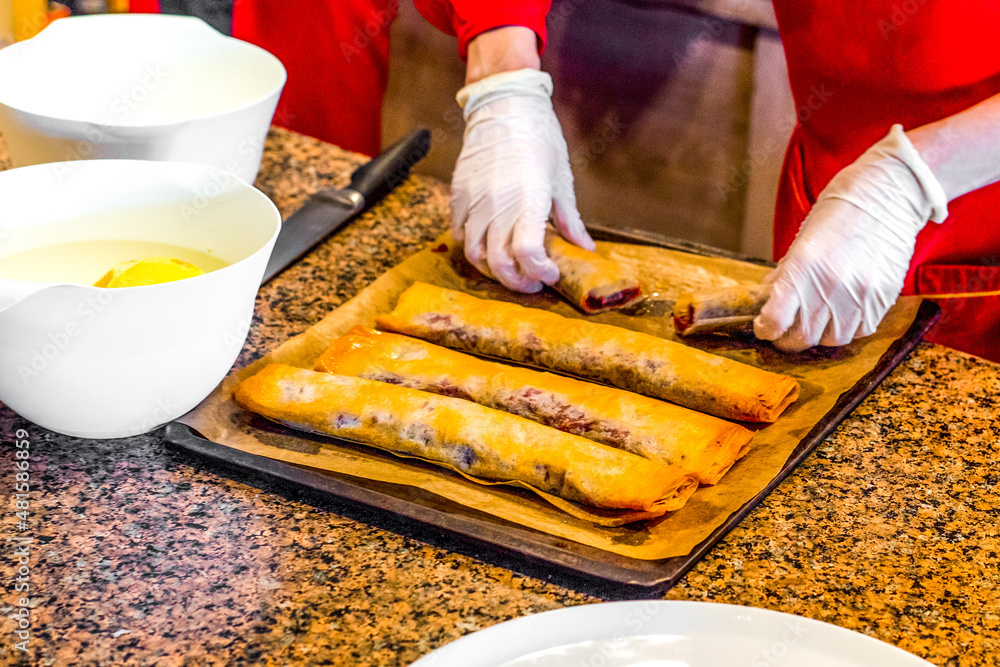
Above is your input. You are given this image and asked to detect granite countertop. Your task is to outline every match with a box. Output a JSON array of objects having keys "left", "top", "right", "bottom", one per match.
[{"left": 1, "top": 128, "right": 998, "bottom": 666}]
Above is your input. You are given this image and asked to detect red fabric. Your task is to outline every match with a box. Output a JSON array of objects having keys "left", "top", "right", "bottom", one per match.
[
  {"left": 772, "top": 1, "right": 1000, "bottom": 361},
  {"left": 128, "top": 0, "right": 160, "bottom": 12},
  {"left": 915, "top": 265, "right": 1000, "bottom": 361},
  {"left": 414, "top": 0, "right": 550, "bottom": 60},
  {"left": 231, "top": 1, "right": 398, "bottom": 157}
]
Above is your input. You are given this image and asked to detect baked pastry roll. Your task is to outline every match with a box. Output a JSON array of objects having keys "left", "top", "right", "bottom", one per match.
[
  {"left": 317, "top": 326, "right": 753, "bottom": 485},
  {"left": 376, "top": 282, "right": 799, "bottom": 422},
  {"left": 674, "top": 284, "right": 771, "bottom": 337},
  {"left": 234, "top": 364, "right": 700, "bottom": 514},
  {"left": 545, "top": 229, "right": 644, "bottom": 313}
]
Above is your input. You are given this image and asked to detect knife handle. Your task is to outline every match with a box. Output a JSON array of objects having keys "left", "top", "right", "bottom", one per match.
[{"left": 349, "top": 128, "right": 432, "bottom": 210}]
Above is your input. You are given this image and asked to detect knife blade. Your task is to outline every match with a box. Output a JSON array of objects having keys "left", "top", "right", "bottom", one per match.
[{"left": 260, "top": 128, "right": 432, "bottom": 285}]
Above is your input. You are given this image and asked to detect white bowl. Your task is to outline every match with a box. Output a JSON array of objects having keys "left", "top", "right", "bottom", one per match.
[
  {"left": 410, "top": 601, "right": 933, "bottom": 667},
  {"left": 0, "top": 14, "right": 286, "bottom": 183},
  {"left": 0, "top": 159, "right": 281, "bottom": 438}
]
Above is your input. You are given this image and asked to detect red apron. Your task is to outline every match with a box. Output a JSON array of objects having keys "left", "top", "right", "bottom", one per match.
[
  {"left": 230, "top": 1, "right": 397, "bottom": 156},
  {"left": 772, "top": 2, "right": 1000, "bottom": 361}
]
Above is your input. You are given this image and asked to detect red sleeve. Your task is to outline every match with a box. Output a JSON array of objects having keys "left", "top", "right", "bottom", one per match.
[
  {"left": 128, "top": 0, "right": 160, "bottom": 12},
  {"left": 414, "top": 0, "right": 551, "bottom": 60}
]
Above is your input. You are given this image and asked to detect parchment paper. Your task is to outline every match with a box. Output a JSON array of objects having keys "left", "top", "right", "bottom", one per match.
[{"left": 179, "top": 233, "right": 922, "bottom": 560}]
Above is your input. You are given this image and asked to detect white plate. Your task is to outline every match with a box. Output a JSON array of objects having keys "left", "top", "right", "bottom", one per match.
[{"left": 408, "top": 601, "right": 933, "bottom": 667}]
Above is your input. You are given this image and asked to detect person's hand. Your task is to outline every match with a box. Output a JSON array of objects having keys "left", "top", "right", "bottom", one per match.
[
  {"left": 451, "top": 68, "right": 594, "bottom": 292},
  {"left": 754, "top": 124, "right": 949, "bottom": 352}
]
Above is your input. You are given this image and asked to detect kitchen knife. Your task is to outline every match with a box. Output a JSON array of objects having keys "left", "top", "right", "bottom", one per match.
[{"left": 261, "top": 128, "right": 432, "bottom": 285}]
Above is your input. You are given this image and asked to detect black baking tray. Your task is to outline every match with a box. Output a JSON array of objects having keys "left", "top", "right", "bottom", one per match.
[{"left": 164, "top": 224, "right": 941, "bottom": 598}]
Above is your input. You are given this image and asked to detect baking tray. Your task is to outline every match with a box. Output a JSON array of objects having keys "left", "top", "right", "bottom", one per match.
[{"left": 164, "top": 224, "right": 941, "bottom": 598}]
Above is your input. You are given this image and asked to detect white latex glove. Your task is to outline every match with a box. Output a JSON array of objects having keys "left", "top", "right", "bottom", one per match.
[
  {"left": 754, "top": 124, "right": 949, "bottom": 352},
  {"left": 452, "top": 69, "right": 595, "bottom": 292}
]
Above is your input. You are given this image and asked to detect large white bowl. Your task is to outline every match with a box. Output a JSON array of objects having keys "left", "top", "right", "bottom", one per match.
[
  {"left": 0, "top": 160, "right": 281, "bottom": 438},
  {"left": 0, "top": 14, "right": 286, "bottom": 183}
]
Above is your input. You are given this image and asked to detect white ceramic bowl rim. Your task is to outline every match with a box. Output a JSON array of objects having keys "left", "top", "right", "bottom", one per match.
[
  {"left": 0, "top": 158, "right": 281, "bottom": 298},
  {"left": 409, "top": 601, "right": 934, "bottom": 667},
  {"left": 0, "top": 13, "right": 287, "bottom": 129}
]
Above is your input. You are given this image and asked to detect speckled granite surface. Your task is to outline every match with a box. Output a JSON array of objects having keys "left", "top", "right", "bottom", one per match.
[{"left": 1, "top": 128, "right": 999, "bottom": 666}]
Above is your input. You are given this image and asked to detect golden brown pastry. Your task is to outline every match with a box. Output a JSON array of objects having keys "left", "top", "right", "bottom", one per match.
[
  {"left": 544, "top": 229, "right": 644, "bottom": 313},
  {"left": 317, "top": 327, "right": 754, "bottom": 485},
  {"left": 375, "top": 282, "right": 799, "bottom": 422},
  {"left": 673, "top": 284, "right": 771, "bottom": 336},
  {"left": 234, "top": 364, "right": 699, "bottom": 514}
]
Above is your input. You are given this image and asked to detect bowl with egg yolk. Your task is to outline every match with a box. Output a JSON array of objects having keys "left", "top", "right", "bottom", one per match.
[{"left": 0, "top": 159, "right": 280, "bottom": 438}]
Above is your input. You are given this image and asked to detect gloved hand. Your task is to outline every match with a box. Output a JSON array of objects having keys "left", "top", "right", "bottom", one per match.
[
  {"left": 452, "top": 69, "right": 595, "bottom": 292},
  {"left": 754, "top": 124, "right": 949, "bottom": 352}
]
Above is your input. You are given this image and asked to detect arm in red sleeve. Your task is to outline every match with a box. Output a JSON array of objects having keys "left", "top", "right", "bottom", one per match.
[{"left": 414, "top": 0, "right": 551, "bottom": 59}]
